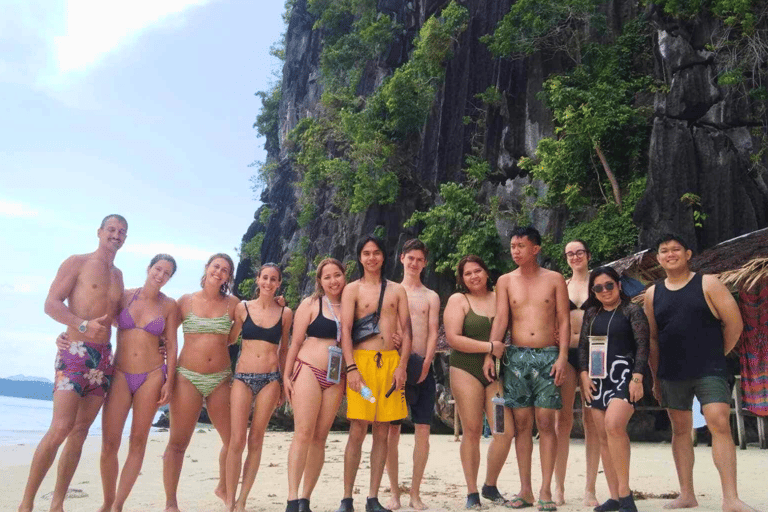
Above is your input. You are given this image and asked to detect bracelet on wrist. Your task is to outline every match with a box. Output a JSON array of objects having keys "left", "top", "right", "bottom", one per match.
[
  {"left": 346, "top": 364, "right": 358, "bottom": 372},
  {"left": 488, "top": 342, "right": 493, "bottom": 354}
]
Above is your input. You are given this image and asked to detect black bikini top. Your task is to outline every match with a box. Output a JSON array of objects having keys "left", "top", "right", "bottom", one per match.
[
  {"left": 306, "top": 299, "right": 338, "bottom": 340},
  {"left": 569, "top": 299, "right": 588, "bottom": 311},
  {"left": 241, "top": 302, "right": 283, "bottom": 345}
]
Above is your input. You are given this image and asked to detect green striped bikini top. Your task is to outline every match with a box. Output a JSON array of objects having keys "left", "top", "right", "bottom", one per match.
[
  {"left": 182, "top": 312, "right": 233, "bottom": 335},
  {"left": 462, "top": 295, "right": 493, "bottom": 342}
]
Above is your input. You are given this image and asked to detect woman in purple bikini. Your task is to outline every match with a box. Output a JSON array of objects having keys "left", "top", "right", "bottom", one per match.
[{"left": 97, "top": 253, "right": 179, "bottom": 512}]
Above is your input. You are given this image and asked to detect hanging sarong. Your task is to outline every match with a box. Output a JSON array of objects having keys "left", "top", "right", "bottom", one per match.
[{"left": 738, "top": 281, "right": 768, "bottom": 416}]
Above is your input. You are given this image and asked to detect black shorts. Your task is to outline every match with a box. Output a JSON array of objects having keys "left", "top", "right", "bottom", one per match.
[
  {"left": 585, "top": 355, "right": 634, "bottom": 411},
  {"left": 403, "top": 367, "right": 436, "bottom": 425}
]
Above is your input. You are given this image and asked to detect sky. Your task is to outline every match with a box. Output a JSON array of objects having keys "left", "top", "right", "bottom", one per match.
[{"left": 0, "top": 0, "right": 285, "bottom": 378}]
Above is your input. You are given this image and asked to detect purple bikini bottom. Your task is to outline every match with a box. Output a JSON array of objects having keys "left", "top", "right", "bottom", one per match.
[{"left": 118, "top": 364, "right": 167, "bottom": 395}]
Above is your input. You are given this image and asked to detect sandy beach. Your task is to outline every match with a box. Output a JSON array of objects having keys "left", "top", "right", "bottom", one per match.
[{"left": 2, "top": 429, "right": 766, "bottom": 512}]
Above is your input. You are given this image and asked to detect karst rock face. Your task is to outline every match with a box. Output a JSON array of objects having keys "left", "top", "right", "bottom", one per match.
[
  {"left": 241, "top": 1, "right": 768, "bottom": 281},
  {"left": 635, "top": 16, "right": 768, "bottom": 252},
  {"left": 237, "top": 0, "right": 766, "bottom": 433},
  {"left": 238, "top": 0, "right": 766, "bottom": 292}
]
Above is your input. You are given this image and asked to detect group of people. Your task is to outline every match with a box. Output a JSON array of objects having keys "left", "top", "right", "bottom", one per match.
[{"left": 16, "top": 215, "right": 759, "bottom": 512}]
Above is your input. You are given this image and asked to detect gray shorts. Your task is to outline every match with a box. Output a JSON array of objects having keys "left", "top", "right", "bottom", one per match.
[{"left": 660, "top": 376, "right": 730, "bottom": 411}]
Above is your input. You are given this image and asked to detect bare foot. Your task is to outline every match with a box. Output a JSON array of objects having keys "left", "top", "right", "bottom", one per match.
[
  {"left": 722, "top": 498, "right": 758, "bottom": 512},
  {"left": 233, "top": 503, "right": 246, "bottom": 512},
  {"left": 410, "top": 495, "right": 428, "bottom": 510},
  {"left": 554, "top": 487, "right": 565, "bottom": 506},
  {"left": 386, "top": 496, "right": 402, "bottom": 510},
  {"left": 165, "top": 501, "right": 182, "bottom": 512},
  {"left": 583, "top": 491, "right": 599, "bottom": 507},
  {"left": 663, "top": 496, "right": 699, "bottom": 509},
  {"left": 214, "top": 485, "right": 227, "bottom": 504}
]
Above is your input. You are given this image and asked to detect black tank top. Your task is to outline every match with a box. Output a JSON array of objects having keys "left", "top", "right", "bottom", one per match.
[
  {"left": 305, "top": 299, "right": 338, "bottom": 339},
  {"left": 241, "top": 302, "right": 283, "bottom": 345},
  {"left": 653, "top": 273, "right": 727, "bottom": 380}
]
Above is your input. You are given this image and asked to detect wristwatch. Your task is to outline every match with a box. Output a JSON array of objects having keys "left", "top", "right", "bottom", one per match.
[
  {"left": 78, "top": 320, "right": 88, "bottom": 334},
  {"left": 631, "top": 376, "right": 641, "bottom": 383}
]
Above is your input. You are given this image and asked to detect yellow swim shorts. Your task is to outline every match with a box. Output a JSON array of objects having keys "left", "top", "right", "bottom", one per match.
[{"left": 346, "top": 349, "right": 407, "bottom": 422}]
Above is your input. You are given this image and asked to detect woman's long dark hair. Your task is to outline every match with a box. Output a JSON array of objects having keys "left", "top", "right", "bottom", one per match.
[
  {"left": 253, "top": 263, "right": 282, "bottom": 299},
  {"left": 456, "top": 255, "right": 494, "bottom": 292},
  {"left": 356, "top": 235, "right": 387, "bottom": 278},
  {"left": 583, "top": 266, "right": 630, "bottom": 310}
]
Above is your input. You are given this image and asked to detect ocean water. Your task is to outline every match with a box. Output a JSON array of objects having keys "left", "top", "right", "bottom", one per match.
[{"left": 0, "top": 395, "right": 162, "bottom": 446}]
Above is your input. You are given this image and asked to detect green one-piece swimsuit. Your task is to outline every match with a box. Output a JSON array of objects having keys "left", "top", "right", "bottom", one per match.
[{"left": 449, "top": 295, "right": 493, "bottom": 387}]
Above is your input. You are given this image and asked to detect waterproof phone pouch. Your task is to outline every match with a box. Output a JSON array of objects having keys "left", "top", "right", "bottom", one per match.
[
  {"left": 588, "top": 335, "right": 608, "bottom": 379},
  {"left": 492, "top": 396, "right": 506, "bottom": 434},
  {"left": 327, "top": 345, "right": 343, "bottom": 384}
]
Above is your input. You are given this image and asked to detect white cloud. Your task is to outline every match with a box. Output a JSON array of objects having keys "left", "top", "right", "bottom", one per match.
[
  {"left": 0, "top": 199, "right": 38, "bottom": 218},
  {"left": 55, "top": 0, "right": 212, "bottom": 73},
  {"left": 125, "top": 242, "right": 212, "bottom": 262}
]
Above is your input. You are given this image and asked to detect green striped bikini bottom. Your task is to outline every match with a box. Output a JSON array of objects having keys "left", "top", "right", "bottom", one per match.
[{"left": 177, "top": 366, "right": 232, "bottom": 398}]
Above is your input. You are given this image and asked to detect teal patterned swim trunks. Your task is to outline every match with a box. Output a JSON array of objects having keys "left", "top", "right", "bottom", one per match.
[{"left": 502, "top": 345, "right": 562, "bottom": 410}]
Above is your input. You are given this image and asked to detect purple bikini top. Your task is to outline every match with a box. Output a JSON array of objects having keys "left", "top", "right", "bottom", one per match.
[{"left": 117, "top": 289, "right": 165, "bottom": 336}]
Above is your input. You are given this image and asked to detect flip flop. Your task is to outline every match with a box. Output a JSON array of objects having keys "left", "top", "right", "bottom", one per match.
[
  {"left": 504, "top": 496, "right": 534, "bottom": 509},
  {"left": 537, "top": 500, "right": 557, "bottom": 512}
]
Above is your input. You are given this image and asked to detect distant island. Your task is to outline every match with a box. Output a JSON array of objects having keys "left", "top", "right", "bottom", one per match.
[{"left": 0, "top": 375, "right": 53, "bottom": 401}]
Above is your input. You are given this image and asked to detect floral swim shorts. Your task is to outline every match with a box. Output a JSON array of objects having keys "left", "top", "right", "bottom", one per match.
[
  {"left": 54, "top": 341, "right": 114, "bottom": 398},
  {"left": 502, "top": 345, "right": 562, "bottom": 410}
]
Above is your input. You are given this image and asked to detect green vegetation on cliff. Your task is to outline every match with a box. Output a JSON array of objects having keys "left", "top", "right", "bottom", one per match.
[
  {"left": 405, "top": 156, "right": 508, "bottom": 276},
  {"left": 287, "top": 1, "right": 469, "bottom": 222},
  {"left": 485, "top": 6, "right": 656, "bottom": 268}
]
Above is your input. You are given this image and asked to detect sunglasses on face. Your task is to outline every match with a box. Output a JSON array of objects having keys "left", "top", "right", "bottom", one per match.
[
  {"left": 592, "top": 282, "right": 616, "bottom": 293},
  {"left": 565, "top": 249, "right": 587, "bottom": 259}
]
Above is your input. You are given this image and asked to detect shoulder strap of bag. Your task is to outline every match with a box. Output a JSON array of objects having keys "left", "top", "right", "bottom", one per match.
[{"left": 375, "top": 279, "right": 387, "bottom": 318}]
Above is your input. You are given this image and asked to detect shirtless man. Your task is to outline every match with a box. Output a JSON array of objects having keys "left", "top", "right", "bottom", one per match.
[
  {"left": 488, "top": 226, "right": 569, "bottom": 512},
  {"left": 644, "top": 234, "right": 757, "bottom": 512},
  {"left": 18, "top": 214, "right": 127, "bottom": 512},
  {"left": 337, "top": 235, "right": 412, "bottom": 512},
  {"left": 384, "top": 239, "right": 440, "bottom": 511}
]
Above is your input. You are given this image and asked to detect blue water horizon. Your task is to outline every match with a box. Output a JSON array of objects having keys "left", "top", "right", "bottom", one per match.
[{"left": 0, "top": 395, "right": 163, "bottom": 446}]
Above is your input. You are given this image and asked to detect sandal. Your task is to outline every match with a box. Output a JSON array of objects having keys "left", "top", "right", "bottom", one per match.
[
  {"left": 504, "top": 496, "right": 534, "bottom": 509},
  {"left": 537, "top": 500, "right": 557, "bottom": 512}
]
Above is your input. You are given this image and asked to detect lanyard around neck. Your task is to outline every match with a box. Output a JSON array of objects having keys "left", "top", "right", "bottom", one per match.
[{"left": 589, "top": 306, "right": 618, "bottom": 338}]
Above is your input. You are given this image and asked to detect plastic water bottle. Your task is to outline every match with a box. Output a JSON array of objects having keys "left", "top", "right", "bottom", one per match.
[{"left": 360, "top": 386, "right": 376, "bottom": 403}]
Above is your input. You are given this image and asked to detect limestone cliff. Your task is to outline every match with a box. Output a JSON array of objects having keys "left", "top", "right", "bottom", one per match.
[{"left": 236, "top": 0, "right": 768, "bottom": 294}]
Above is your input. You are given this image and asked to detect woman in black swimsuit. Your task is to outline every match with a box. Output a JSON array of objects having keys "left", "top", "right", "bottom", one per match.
[
  {"left": 555, "top": 240, "right": 600, "bottom": 506},
  {"left": 284, "top": 258, "right": 347, "bottom": 512},
  {"left": 578, "top": 267, "right": 648, "bottom": 512},
  {"left": 225, "top": 263, "right": 293, "bottom": 512}
]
